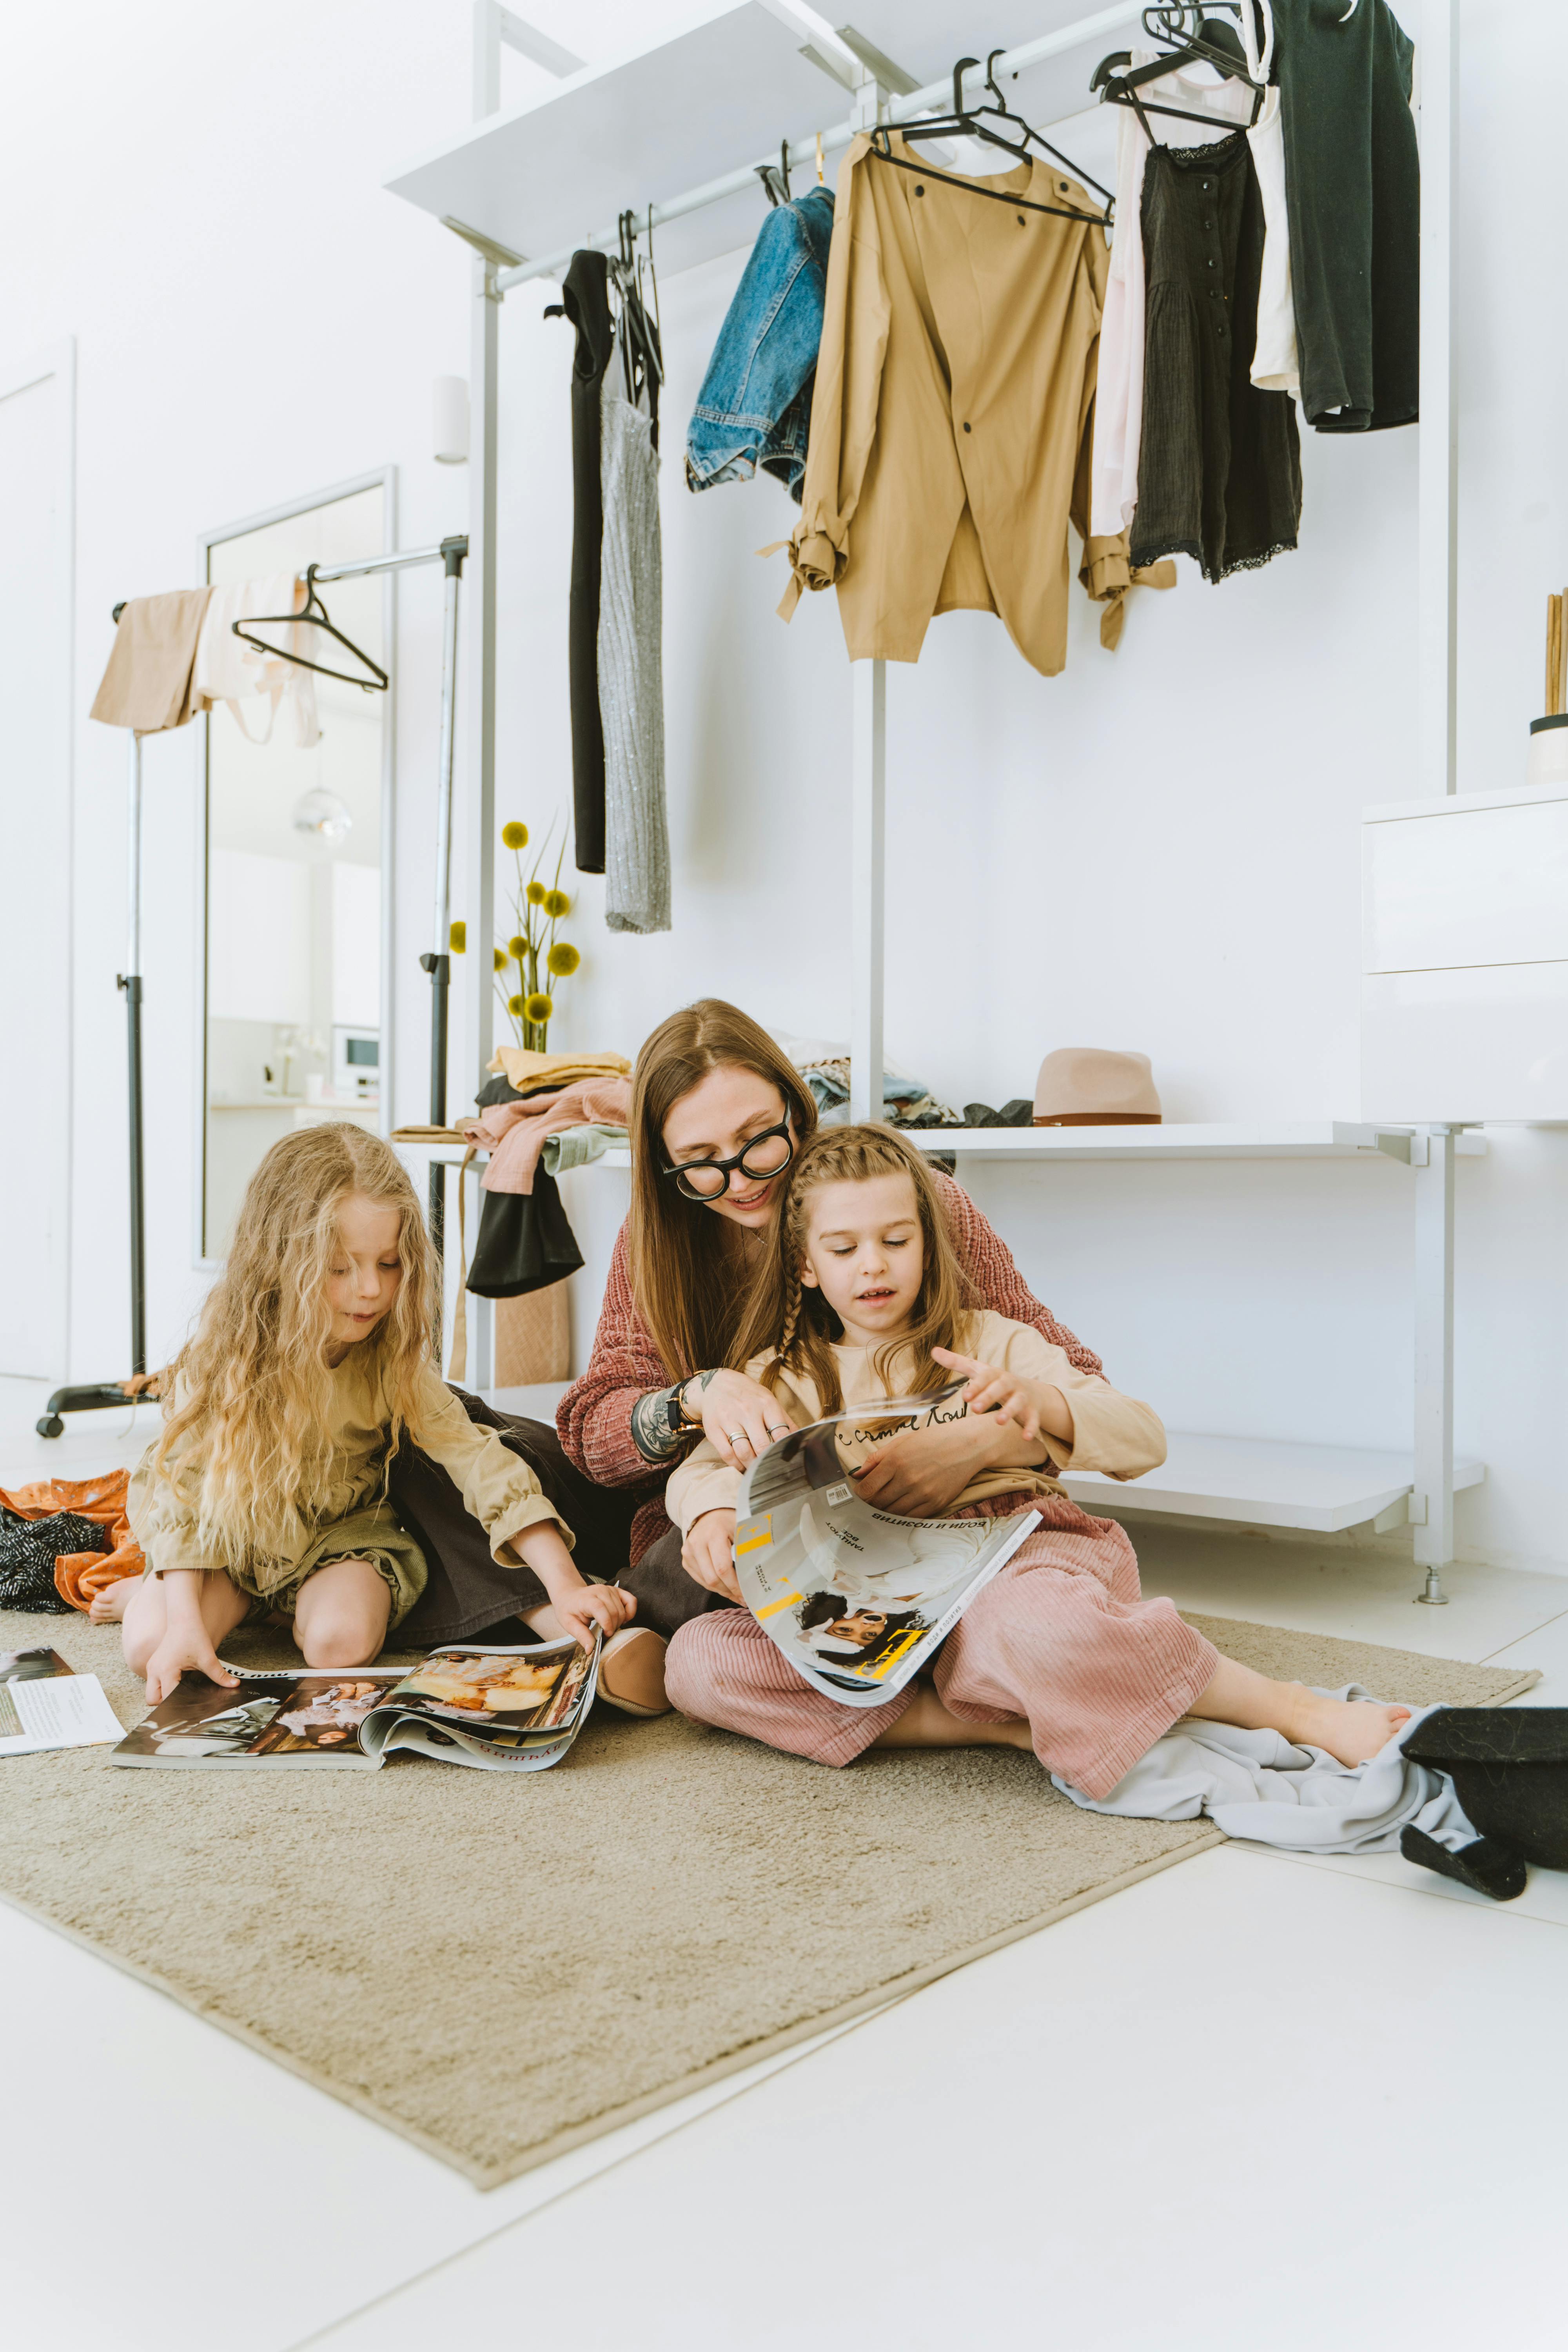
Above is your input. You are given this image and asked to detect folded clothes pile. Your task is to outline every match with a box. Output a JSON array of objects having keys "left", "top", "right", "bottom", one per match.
[{"left": 771, "top": 1033, "right": 964, "bottom": 1129}]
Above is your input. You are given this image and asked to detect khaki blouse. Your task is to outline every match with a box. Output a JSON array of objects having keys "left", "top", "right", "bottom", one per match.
[
  {"left": 782, "top": 133, "right": 1171, "bottom": 676},
  {"left": 129, "top": 1356, "right": 568, "bottom": 1588},
  {"left": 666, "top": 1309, "right": 1165, "bottom": 1535}
]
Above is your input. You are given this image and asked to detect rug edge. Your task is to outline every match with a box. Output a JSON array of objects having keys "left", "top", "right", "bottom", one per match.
[{"left": 0, "top": 1825, "right": 1224, "bottom": 2190}]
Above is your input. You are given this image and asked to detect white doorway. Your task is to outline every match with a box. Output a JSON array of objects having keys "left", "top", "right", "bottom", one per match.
[{"left": 0, "top": 342, "right": 74, "bottom": 1377}]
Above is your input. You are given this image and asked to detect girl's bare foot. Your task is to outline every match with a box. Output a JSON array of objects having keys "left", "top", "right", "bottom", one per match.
[
  {"left": 89, "top": 1579, "right": 136, "bottom": 1625},
  {"left": 1287, "top": 1688, "right": 1411, "bottom": 1767}
]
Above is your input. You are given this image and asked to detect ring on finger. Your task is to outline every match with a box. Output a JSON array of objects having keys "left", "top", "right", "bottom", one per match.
[{"left": 727, "top": 1429, "right": 750, "bottom": 1448}]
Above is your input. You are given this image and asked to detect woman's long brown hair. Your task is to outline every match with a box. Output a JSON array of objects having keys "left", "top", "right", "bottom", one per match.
[
  {"left": 730, "top": 1123, "right": 976, "bottom": 1414},
  {"left": 628, "top": 999, "right": 818, "bottom": 1379}
]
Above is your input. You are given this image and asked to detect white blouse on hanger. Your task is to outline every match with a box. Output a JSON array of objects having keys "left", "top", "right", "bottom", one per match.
[{"left": 192, "top": 573, "right": 321, "bottom": 748}]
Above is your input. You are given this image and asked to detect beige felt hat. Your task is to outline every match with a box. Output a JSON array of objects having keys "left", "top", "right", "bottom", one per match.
[{"left": 1033, "top": 1048, "right": 1161, "bottom": 1127}]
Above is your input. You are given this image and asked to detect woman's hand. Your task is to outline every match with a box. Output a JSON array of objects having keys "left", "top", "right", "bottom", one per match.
[
  {"left": 931, "top": 1347, "right": 1074, "bottom": 1450},
  {"left": 851, "top": 1413, "right": 1042, "bottom": 1517},
  {"left": 686, "top": 1370, "right": 794, "bottom": 1474},
  {"left": 681, "top": 1508, "right": 740, "bottom": 1602},
  {"left": 554, "top": 1580, "right": 636, "bottom": 1651},
  {"left": 143, "top": 1630, "right": 238, "bottom": 1706}
]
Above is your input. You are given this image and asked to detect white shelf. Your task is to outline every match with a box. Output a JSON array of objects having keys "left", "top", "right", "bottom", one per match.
[
  {"left": 392, "top": 1138, "right": 630, "bottom": 1171},
  {"left": 1062, "top": 1433, "right": 1486, "bottom": 1535},
  {"left": 913, "top": 1122, "right": 1425, "bottom": 1163},
  {"left": 383, "top": 1, "right": 853, "bottom": 279}
]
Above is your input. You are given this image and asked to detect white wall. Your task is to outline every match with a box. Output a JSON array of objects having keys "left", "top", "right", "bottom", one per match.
[{"left": 2, "top": 0, "right": 1564, "bottom": 1571}]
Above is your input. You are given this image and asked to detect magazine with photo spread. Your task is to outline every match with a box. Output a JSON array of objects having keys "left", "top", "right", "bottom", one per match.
[
  {"left": 733, "top": 1383, "right": 1041, "bottom": 1708},
  {"left": 109, "top": 1633, "right": 600, "bottom": 1771},
  {"left": 1, "top": 1644, "right": 126, "bottom": 1756}
]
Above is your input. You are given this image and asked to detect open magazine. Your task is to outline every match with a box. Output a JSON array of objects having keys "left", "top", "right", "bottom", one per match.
[
  {"left": 109, "top": 1634, "right": 599, "bottom": 1772},
  {"left": 733, "top": 1383, "right": 1040, "bottom": 1708},
  {"left": 2, "top": 1645, "right": 126, "bottom": 1755}
]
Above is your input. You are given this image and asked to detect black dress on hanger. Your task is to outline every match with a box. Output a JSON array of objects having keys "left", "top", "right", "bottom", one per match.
[
  {"left": 554, "top": 252, "right": 616, "bottom": 875},
  {"left": 1129, "top": 131, "right": 1301, "bottom": 584}
]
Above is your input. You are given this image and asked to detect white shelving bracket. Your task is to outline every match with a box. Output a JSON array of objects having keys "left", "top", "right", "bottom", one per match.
[
  {"left": 1417, "top": 0, "right": 1459, "bottom": 799},
  {"left": 849, "top": 660, "right": 886, "bottom": 1122},
  {"left": 1412, "top": 1124, "right": 1456, "bottom": 1602}
]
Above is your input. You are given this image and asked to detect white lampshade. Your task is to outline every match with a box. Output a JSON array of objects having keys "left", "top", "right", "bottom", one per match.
[{"left": 433, "top": 375, "right": 470, "bottom": 465}]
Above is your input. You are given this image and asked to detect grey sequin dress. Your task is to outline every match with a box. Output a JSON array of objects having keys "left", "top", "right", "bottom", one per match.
[{"left": 1128, "top": 130, "right": 1301, "bottom": 584}]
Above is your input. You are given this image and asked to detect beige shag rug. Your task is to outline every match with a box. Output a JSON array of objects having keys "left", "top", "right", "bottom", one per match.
[{"left": 0, "top": 1607, "right": 1537, "bottom": 2187}]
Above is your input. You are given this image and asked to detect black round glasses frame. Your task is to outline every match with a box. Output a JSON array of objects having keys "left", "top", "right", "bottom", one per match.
[{"left": 660, "top": 1116, "right": 795, "bottom": 1201}]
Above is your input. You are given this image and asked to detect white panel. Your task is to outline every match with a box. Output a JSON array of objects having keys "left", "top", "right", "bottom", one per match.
[
  {"left": 1361, "top": 962, "right": 1568, "bottom": 1123},
  {"left": 332, "top": 862, "right": 382, "bottom": 1027},
  {"left": 0, "top": 361, "right": 70, "bottom": 1378},
  {"left": 1364, "top": 796, "right": 1568, "bottom": 973},
  {"left": 208, "top": 849, "right": 312, "bottom": 1025},
  {"left": 385, "top": 2, "right": 858, "bottom": 276}
]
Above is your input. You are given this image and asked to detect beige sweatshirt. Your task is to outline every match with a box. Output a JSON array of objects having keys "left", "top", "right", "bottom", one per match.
[{"left": 665, "top": 1310, "right": 1165, "bottom": 1535}]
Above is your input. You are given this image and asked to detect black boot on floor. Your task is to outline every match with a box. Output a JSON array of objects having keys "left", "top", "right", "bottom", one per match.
[
  {"left": 1399, "top": 1825, "right": 1527, "bottom": 1903},
  {"left": 1404, "top": 1708, "right": 1568, "bottom": 1871}
]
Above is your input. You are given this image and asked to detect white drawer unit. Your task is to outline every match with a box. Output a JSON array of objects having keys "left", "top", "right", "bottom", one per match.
[{"left": 1362, "top": 782, "right": 1568, "bottom": 1122}]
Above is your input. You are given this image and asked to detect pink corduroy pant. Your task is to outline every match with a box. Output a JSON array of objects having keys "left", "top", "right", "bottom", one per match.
[{"left": 665, "top": 1514, "right": 1220, "bottom": 1800}]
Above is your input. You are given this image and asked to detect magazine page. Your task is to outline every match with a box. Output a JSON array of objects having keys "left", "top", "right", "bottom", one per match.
[
  {"left": 361, "top": 1635, "right": 600, "bottom": 1771},
  {"left": 735, "top": 1386, "right": 1040, "bottom": 1709},
  {"left": 110, "top": 1668, "right": 405, "bottom": 1768},
  {"left": 1, "top": 1661, "right": 125, "bottom": 1756}
]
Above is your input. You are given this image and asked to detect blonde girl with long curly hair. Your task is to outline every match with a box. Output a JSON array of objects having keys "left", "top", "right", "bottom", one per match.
[
  {"left": 122, "top": 1124, "right": 633, "bottom": 1702},
  {"left": 662, "top": 1124, "right": 1412, "bottom": 1789}
]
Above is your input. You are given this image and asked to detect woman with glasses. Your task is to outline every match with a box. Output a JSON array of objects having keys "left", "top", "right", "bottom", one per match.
[{"left": 557, "top": 1000, "right": 1108, "bottom": 1684}]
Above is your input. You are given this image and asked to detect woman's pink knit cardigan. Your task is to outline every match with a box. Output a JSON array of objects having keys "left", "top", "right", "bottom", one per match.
[{"left": 555, "top": 1172, "right": 1103, "bottom": 1568}]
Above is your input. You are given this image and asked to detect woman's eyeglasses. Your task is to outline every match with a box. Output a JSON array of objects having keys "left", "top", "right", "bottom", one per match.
[{"left": 661, "top": 1117, "right": 794, "bottom": 1201}]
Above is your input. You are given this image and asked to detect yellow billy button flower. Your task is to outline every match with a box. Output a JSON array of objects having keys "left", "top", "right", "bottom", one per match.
[
  {"left": 524, "top": 991, "right": 553, "bottom": 1025},
  {"left": 493, "top": 947, "right": 507, "bottom": 972},
  {"left": 501, "top": 821, "right": 528, "bottom": 849},
  {"left": 448, "top": 920, "right": 466, "bottom": 953},
  {"left": 525, "top": 880, "right": 547, "bottom": 907},
  {"left": 507, "top": 935, "right": 526, "bottom": 960},
  {"left": 546, "top": 941, "right": 579, "bottom": 977},
  {"left": 543, "top": 888, "right": 571, "bottom": 919},
  {"left": 507, "top": 994, "right": 524, "bottom": 1017}
]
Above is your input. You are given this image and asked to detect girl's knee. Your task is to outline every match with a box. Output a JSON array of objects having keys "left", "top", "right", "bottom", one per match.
[{"left": 297, "top": 1617, "right": 382, "bottom": 1668}]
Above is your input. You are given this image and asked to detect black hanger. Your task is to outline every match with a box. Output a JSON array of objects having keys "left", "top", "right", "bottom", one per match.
[
  {"left": 756, "top": 140, "right": 792, "bottom": 209},
  {"left": 230, "top": 571, "right": 388, "bottom": 691},
  {"left": 608, "top": 209, "right": 664, "bottom": 445},
  {"left": 869, "top": 51, "right": 1113, "bottom": 226},
  {"left": 1092, "top": 5, "right": 1264, "bottom": 137}
]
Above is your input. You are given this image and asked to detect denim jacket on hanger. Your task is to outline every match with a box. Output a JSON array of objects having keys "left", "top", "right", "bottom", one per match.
[{"left": 685, "top": 188, "right": 834, "bottom": 503}]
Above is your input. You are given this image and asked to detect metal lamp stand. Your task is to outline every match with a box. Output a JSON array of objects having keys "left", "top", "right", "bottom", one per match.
[{"left": 38, "top": 535, "right": 468, "bottom": 1437}]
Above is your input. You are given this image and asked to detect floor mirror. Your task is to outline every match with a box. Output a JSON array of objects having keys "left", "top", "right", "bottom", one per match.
[{"left": 199, "top": 475, "right": 392, "bottom": 1261}]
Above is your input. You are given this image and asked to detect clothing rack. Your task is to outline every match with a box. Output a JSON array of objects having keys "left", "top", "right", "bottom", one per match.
[
  {"left": 37, "top": 535, "right": 469, "bottom": 1439},
  {"left": 406, "top": 0, "right": 1465, "bottom": 1594}
]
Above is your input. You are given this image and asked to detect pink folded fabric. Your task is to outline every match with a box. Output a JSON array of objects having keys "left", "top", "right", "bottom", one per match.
[{"left": 461, "top": 1078, "right": 632, "bottom": 1194}]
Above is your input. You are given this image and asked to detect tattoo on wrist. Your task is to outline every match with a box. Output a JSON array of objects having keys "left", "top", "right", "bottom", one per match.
[{"left": 631, "top": 1387, "right": 683, "bottom": 1463}]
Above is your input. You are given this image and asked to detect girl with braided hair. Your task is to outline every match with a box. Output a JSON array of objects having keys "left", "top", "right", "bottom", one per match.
[{"left": 663, "top": 1125, "right": 1412, "bottom": 1794}]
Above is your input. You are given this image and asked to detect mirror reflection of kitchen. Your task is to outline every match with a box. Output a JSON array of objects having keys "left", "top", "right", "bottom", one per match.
[{"left": 202, "top": 483, "right": 387, "bottom": 1257}]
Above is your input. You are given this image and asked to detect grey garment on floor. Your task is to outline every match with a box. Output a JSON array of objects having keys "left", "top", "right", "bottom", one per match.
[
  {"left": 1056, "top": 1695, "right": 1481, "bottom": 1857},
  {"left": 598, "top": 376, "right": 671, "bottom": 935}
]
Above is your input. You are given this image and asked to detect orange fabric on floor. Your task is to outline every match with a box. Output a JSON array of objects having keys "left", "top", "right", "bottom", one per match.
[{"left": 0, "top": 1471, "right": 144, "bottom": 1610}]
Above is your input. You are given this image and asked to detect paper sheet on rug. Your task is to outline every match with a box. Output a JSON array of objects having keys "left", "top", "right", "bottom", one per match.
[
  {"left": 734, "top": 1383, "right": 1039, "bottom": 1708},
  {"left": 0, "top": 1649, "right": 125, "bottom": 1754},
  {"left": 110, "top": 1634, "right": 600, "bottom": 1772}
]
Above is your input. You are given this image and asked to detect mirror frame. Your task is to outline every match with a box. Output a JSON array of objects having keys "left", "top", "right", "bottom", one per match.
[{"left": 192, "top": 466, "right": 397, "bottom": 1271}]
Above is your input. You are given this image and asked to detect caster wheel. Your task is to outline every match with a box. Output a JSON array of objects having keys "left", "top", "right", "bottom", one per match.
[{"left": 36, "top": 1415, "right": 65, "bottom": 1437}]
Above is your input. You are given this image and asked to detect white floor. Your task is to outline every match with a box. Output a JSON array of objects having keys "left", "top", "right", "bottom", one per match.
[{"left": 5, "top": 1375, "right": 1568, "bottom": 2352}]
